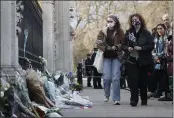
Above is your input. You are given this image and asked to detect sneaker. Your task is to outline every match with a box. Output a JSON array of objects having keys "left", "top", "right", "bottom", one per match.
[
  {"left": 113, "top": 101, "right": 120, "bottom": 105},
  {"left": 104, "top": 97, "right": 109, "bottom": 102}
]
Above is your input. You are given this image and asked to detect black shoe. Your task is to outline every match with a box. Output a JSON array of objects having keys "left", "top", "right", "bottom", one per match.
[
  {"left": 130, "top": 101, "right": 137, "bottom": 107},
  {"left": 141, "top": 100, "right": 147, "bottom": 106},
  {"left": 97, "top": 86, "right": 103, "bottom": 89}
]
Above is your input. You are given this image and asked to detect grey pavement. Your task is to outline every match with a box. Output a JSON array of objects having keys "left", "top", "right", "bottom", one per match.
[{"left": 62, "top": 79, "right": 173, "bottom": 117}]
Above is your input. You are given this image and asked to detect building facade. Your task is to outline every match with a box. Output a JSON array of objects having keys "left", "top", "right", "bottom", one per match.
[{"left": 0, "top": 1, "right": 74, "bottom": 76}]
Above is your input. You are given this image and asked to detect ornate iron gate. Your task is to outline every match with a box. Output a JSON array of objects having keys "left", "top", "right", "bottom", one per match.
[{"left": 18, "top": 0, "right": 43, "bottom": 70}]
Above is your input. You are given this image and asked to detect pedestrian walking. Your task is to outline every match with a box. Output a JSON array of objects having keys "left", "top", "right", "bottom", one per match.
[
  {"left": 122, "top": 13, "right": 154, "bottom": 107},
  {"left": 96, "top": 14, "right": 124, "bottom": 105}
]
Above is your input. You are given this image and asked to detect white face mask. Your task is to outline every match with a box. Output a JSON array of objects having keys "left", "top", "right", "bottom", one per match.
[
  {"left": 107, "top": 22, "right": 115, "bottom": 29},
  {"left": 107, "top": 17, "right": 115, "bottom": 29}
]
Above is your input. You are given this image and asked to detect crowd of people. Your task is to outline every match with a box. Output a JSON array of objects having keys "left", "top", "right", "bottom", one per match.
[{"left": 83, "top": 13, "right": 173, "bottom": 107}]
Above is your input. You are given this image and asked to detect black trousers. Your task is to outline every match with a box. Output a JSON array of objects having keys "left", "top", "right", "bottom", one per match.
[
  {"left": 127, "top": 62, "right": 150, "bottom": 103},
  {"left": 93, "top": 68, "right": 102, "bottom": 88},
  {"left": 120, "top": 63, "right": 127, "bottom": 88},
  {"left": 150, "top": 69, "right": 169, "bottom": 94},
  {"left": 86, "top": 71, "right": 92, "bottom": 85}
]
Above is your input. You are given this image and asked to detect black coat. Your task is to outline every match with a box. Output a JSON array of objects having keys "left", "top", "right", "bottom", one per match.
[
  {"left": 85, "top": 58, "right": 92, "bottom": 72},
  {"left": 122, "top": 28, "right": 154, "bottom": 65},
  {"left": 91, "top": 52, "right": 97, "bottom": 64}
]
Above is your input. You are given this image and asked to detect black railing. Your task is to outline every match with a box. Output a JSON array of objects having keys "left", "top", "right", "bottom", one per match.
[{"left": 18, "top": 0, "right": 43, "bottom": 70}]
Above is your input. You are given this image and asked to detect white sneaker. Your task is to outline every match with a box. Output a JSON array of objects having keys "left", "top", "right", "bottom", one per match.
[
  {"left": 113, "top": 101, "right": 120, "bottom": 105},
  {"left": 104, "top": 97, "right": 109, "bottom": 102}
]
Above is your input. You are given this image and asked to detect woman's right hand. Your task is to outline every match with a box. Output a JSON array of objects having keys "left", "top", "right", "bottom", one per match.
[{"left": 128, "top": 47, "right": 133, "bottom": 52}]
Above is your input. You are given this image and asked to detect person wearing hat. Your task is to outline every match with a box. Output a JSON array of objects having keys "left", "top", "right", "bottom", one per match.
[
  {"left": 91, "top": 48, "right": 103, "bottom": 89},
  {"left": 85, "top": 53, "right": 92, "bottom": 87},
  {"left": 96, "top": 14, "right": 124, "bottom": 105}
]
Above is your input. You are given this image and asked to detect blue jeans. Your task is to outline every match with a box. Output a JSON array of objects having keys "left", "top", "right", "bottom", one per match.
[{"left": 103, "top": 58, "right": 121, "bottom": 101}]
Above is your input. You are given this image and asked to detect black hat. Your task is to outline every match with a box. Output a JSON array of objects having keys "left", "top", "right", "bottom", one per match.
[{"left": 93, "top": 48, "right": 98, "bottom": 51}]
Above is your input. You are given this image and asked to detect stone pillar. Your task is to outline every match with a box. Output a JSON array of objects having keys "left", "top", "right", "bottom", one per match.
[
  {"left": 11, "top": 1, "right": 18, "bottom": 67},
  {"left": 42, "top": 1, "right": 54, "bottom": 73},
  {"left": 55, "top": 1, "right": 73, "bottom": 73},
  {"left": 1, "top": 1, "right": 18, "bottom": 78},
  {"left": 1, "top": 1, "right": 12, "bottom": 67}
]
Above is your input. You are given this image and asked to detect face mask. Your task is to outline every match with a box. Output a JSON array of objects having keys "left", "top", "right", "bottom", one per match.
[
  {"left": 107, "top": 22, "right": 115, "bottom": 29},
  {"left": 132, "top": 20, "right": 141, "bottom": 28}
]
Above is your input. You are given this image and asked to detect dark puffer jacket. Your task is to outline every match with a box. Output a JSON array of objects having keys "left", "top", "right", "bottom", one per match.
[{"left": 122, "top": 28, "right": 154, "bottom": 65}]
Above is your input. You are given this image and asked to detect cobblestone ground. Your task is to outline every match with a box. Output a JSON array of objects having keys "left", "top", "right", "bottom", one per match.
[{"left": 62, "top": 78, "right": 173, "bottom": 117}]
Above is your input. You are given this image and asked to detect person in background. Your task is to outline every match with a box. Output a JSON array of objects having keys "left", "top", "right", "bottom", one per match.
[
  {"left": 120, "top": 52, "right": 127, "bottom": 89},
  {"left": 149, "top": 24, "right": 167, "bottom": 98},
  {"left": 77, "top": 62, "right": 83, "bottom": 86},
  {"left": 166, "top": 22, "right": 173, "bottom": 77},
  {"left": 85, "top": 54, "right": 92, "bottom": 87},
  {"left": 146, "top": 27, "right": 157, "bottom": 97},
  {"left": 162, "top": 14, "right": 172, "bottom": 37},
  {"left": 122, "top": 13, "right": 154, "bottom": 107},
  {"left": 166, "top": 35, "right": 173, "bottom": 101},
  {"left": 149, "top": 24, "right": 172, "bottom": 101},
  {"left": 96, "top": 14, "right": 124, "bottom": 105},
  {"left": 151, "top": 27, "right": 157, "bottom": 39},
  {"left": 91, "top": 48, "right": 103, "bottom": 89}
]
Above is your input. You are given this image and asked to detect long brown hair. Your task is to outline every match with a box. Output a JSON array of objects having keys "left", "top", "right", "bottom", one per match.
[
  {"left": 156, "top": 23, "right": 166, "bottom": 38},
  {"left": 108, "top": 14, "right": 124, "bottom": 42},
  {"left": 128, "top": 13, "right": 147, "bottom": 29}
]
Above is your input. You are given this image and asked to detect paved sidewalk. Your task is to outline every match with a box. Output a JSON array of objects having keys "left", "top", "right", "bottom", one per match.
[{"left": 62, "top": 79, "right": 173, "bottom": 117}]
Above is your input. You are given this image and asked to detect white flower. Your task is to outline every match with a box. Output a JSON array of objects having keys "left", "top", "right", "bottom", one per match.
[
  {"left": 1, "top": 91, "right": 4, "bottom": 97},
  {"left": 4, "top": 87, "right": 8, "bottom": 91}
]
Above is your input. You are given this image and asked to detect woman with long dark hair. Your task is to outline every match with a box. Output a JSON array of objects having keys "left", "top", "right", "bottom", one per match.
[
  {"left": 149, "top": 24, "right": 167, "bottom": 98},
  {"left": 96, "top": 14, "right": 124, "bottom": 105},
  {"left": 122, "top": 13, "right": 154, "bottom": 107},
  {"left": 154, "top": 24, "right": 172, "bottom": 101}
]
